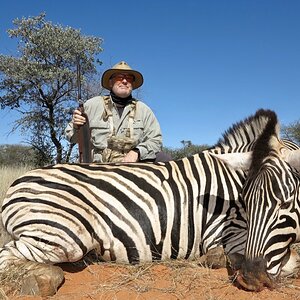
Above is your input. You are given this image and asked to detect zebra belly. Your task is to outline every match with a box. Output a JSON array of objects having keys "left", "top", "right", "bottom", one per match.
[{"left": 1, "top": 198, "right": 202, "bottom": 266}]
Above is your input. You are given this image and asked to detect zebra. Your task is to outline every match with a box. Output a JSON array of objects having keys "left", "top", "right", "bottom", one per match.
[
  {"left": 215, "top": 110, "right": 300, "bottom": 291},
  {"left": 0, "top": 109, "right": 299, "bottom": 296}
]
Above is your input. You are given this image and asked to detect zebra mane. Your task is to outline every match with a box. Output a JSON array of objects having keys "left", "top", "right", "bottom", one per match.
[{"left": 212, "top": 109, "right": 279, "bottom": 153}]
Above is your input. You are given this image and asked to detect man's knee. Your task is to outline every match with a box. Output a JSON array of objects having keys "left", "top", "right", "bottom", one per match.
[{"left": 155, "top": 151, "right": 172, "bottom": 162}]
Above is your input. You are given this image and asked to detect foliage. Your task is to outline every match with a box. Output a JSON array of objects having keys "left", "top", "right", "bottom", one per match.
[
  {"left": 163, "top": 140, "right": 211, "bottom": 160},
  {"left": 0, "top": 13, "right": 103, "bottom": 164},
  {"left": 281, "top": 120, "right": 300, "bottom": 145}
]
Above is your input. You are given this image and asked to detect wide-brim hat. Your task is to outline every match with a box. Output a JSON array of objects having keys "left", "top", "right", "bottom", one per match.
[{"left": 101, "top": 61, "right": 144, "bottom": 90}]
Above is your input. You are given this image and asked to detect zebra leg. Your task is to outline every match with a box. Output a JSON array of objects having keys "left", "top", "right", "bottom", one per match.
[
  {"left": 0, "top": 241, "right": 65, "bottom": 296},
  {"left": 198, "top": 246, "right": 227, "bottom": 268},
  {"left": 281, "top": 248, "right": 300, "bottom": 278}
]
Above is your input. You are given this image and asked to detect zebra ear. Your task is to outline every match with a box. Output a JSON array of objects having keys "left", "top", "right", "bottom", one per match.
[
  {"left": 282, "top": 148, "right": 300, "bottom": 172},
  {"left": 211, "top": 152, "right": 252, "bottom": 171}
]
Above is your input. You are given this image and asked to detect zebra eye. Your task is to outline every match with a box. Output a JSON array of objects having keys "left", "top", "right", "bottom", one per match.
[{"left": 280, "top": 202, "right": 290, "bottom": 210}]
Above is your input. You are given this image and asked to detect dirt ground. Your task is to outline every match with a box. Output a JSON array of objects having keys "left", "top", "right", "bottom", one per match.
[{"left": 4, "top": 259, "right": 300, "bottom": 300}]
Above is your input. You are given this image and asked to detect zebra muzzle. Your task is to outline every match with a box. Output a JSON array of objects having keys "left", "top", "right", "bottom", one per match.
[
  {"left": 236, "top": 258, "right": 277, "bottom": 291},
  {"left": 235, "top": 269, "right": 275, "bottom": 291},
  {"left": 227, "top": 254, "right": 276, "bottom": 291}
]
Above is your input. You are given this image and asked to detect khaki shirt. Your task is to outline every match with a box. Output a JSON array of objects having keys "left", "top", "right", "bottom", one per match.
[{"left": 65, "top": 96, "right": 162, "bottom": 162}]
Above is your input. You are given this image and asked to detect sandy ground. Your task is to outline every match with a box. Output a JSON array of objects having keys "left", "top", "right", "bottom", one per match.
[{"left": 4, "top": 259, "right": 300, "bottom": 300}]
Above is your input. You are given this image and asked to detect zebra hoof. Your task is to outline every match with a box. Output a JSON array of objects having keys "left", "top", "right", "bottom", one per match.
[
  {"left": 199, "top": 246, "right": 226, "bottom": 269},
  {"left": 20, "top": 264, "right": 64, "bottom": 296}
]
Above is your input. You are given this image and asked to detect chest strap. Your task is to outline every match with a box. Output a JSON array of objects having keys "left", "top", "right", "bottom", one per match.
[{"left": 102, "top": 96, "right": 137, "bottom": 138}]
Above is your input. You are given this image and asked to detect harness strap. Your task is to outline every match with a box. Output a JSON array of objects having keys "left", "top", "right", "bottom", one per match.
[
  {"left": 126, "top": 101, "right": 137, "bottom": 138},
  {"left": 103, "top": 96, "right": 114, "bottom": 136},
  {"left": 102, "top": 96, "right": 137, "bottom": 138}
]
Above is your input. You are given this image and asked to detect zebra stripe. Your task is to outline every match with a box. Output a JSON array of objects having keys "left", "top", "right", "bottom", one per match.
[{"left": 243, "top": 151, "right": 300, "bottom": 276}]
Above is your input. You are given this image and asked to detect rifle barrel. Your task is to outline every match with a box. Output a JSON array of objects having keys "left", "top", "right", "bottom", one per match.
[{"left": 76, "top": 56, "right": 92, "bottom": 163}]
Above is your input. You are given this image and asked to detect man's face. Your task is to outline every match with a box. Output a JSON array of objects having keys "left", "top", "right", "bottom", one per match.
[{"left": 109, "top": 73, "right": 135, "bottom": 98}]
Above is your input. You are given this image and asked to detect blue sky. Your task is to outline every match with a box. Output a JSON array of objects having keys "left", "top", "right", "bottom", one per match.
[{"left": 0, "top": 0, "right": 299, "bottom": 148}]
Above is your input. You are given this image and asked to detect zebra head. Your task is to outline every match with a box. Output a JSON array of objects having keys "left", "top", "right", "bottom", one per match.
[{"left": 218, "top": 110, "right": 300, "bottom": 291}]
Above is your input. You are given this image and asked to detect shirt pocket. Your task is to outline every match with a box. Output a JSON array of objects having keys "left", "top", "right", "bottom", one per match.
[
  {"left": 132, "top": 119, "right": 144, "bottom": 141},
  {"left": 89, "top": 119, "right": 111, "bottom": 148}
]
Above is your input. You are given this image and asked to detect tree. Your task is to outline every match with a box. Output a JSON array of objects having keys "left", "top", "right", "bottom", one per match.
[
  {"left": 281, "top": 120, "right": 300, "bottom": 145},
  {"left": 163, "top": 142, "right": 210, "bottom": 160},
  {"left": 0, "top": 144, "right": 37, "bottom": 167},
  {"left": 0, "top": 13, "right": 103, "bottom": 164}
]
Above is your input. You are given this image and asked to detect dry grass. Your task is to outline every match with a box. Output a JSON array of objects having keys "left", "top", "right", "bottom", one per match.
[
  {"left": 0, "top": 256, "right": 224, "bottom": 300},
  {"left": 0, "top": 165, "right": 33, "bottom": 248},
  {"left": 0, "top": 264, "right": 30, "bottom": 298},
  {"left": 59, "top": 258, "right": 300, "bottom": 300},
  {"left": 0, "top": 165, "right": 32, "bottom": 299},
  {"left": 0, "top": 165, "right": 32, "bottom": 201},
  {"left": 68, "top": 258, "right": 232, "bottom": 300}
]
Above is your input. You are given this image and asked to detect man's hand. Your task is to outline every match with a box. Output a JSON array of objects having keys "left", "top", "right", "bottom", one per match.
[
  {"left": 72, "top": 109, "right": 86, "bottom": 128},
  {"left": 122, "top": 150, "right": 139, "bottom": 163}
]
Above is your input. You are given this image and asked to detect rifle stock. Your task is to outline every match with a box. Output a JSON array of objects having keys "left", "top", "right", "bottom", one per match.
[{"left": 78, "top": 104, "right": 92, "bottom": 163}]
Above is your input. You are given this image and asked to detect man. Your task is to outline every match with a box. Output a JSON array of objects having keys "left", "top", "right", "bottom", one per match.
[{"left": 65, "top": 61, "right": 167, "bottom": 163}]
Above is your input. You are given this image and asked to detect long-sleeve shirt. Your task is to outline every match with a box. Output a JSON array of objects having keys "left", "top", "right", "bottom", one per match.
[{"left": 65, "top": 95, "right": 162, "bottom": 162}]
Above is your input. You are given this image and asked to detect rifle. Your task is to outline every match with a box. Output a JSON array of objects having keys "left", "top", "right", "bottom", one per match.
[{"left": 76, "top": 57, "right": 92, "bottom": 163}]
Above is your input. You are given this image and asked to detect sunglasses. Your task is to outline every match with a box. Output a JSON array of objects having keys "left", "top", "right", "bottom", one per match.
[{"left": 111, "top": 74, "right": 135, "bottom": 83}]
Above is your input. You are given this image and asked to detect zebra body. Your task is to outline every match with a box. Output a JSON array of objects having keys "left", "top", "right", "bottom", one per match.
[{"left": 1, "top": 153, "right": 246, "bottom": 267}]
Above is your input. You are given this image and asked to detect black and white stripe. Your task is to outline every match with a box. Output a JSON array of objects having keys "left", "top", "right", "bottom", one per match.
[{"left": 239, "top": 111, "right": 300, "bottom": 279}]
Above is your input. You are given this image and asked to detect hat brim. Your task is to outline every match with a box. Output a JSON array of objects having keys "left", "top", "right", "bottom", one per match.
[{"left": 101, "top": 69, "right": 144, "bottom": 90}]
